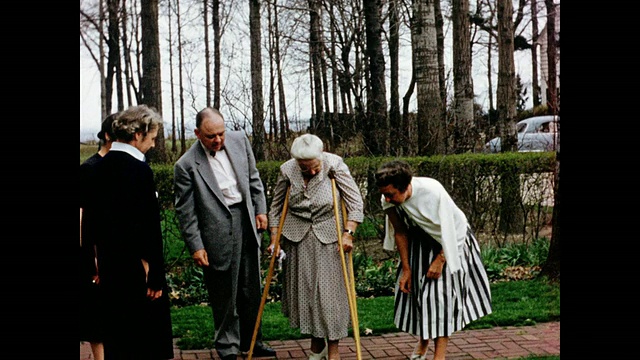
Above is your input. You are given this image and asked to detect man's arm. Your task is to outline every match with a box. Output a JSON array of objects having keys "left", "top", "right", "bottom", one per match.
[
  {"left": 243, "top": 134, "right": 267, "bottom": 219},
  {"left": 173, "top": 161, "right": 205, "bottom": 254}
]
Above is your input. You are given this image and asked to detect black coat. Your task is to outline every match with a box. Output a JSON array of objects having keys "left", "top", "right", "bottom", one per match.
[
  {"left": 80, "top": 153, "right": 105, "bottom": 342},
  {"left": 84, "top": 150, "right": 173, "bottom": 359}
]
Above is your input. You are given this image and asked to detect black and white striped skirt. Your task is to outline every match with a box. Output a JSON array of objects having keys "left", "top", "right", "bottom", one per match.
[{"left": 393, "top": 227, "right": 492, "bottom": 339}]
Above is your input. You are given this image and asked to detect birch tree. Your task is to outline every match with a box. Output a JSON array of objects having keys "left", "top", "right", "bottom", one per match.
[
  {"left": 413, "top": 0, "right": 444, "bottom": 155},
  {"left": 452, "top": 0, "right": 476, "bottom": 153}
]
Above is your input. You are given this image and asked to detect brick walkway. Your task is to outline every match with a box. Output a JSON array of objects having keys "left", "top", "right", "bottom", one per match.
[{"left": 80, "top": 321, "right": 559, "bottom": 359}]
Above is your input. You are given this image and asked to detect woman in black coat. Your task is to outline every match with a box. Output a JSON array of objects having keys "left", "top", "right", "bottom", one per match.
[{"left": 83, "top": 105, "right": 173, "bottom": 360}]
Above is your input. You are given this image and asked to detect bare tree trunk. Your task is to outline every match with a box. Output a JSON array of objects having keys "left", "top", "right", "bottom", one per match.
[
  {"left": 497, "top": 0, "right": 520, "bottom": 233},
  {"left": 389, "top": 0, "right": 401, "bottom": 156},
  {"left": 204, "top": 0, "right": 211, "bottom": 107},
  {"left": 541, "top": 132, "right": 560, "bottom": 280},
  {"left": 487, "top": 35, "right": 494, "bottom": 111},
  {"left": 433, "top": 0, "right": 447, "bottom": 110},
  {"left": 309, "top": 53, "right": 315, "bottom": 128},
  {"left": 273, "top": 0, "right": 289, "bottom": 143},
  {"left": 544, "top": 0, "right": 558, "bottom": 114},
  {"left": 250, "top": 0, "right": 265, "bottom": 161},
  {"left": 121, "top": 0, "right": 134, "bottom": 107},
  {"left": 497, "top": 0, "right": 517, "bottom": 151},
  {"left": 213, "top": 0, "right": 221, "bottom": 109},
  {"left": 140, "top": 0, "right": 166, "bottom": 163},
  {"left": 105, "top": 0, "right": 121, "bottom": 114},
  {"left": 329, "top": 0, "right": 338, "bottom": 115},
  {"left": 267, "top": 0, "right": 277, "bottom": 144},
  {"left": 531, "top": 0, "right": 541, "bottom": 107},
  {"left": 167, "top": 0, "right": 177, "bottom": 153},
  {"left": 176, "top": 0, "right": 186, "bottom": 154},
  {"left": 413, "top": 0, "right": 444, "bottom": 156},
  {"left": 327, "top": 0, "right": 338, "bottom": 151},
  {"left": 100, "top": 0, "right": 107, "bottom": 120},
  {"left": 339, "top": 34, "right": 354, "bottom": 115},
  {"left": 363, "top": 0, "right": 389, "bottom": 156},
  {"left": 309, "top": 0, "right": 324, "bottom": 133},
  {"left": 320, "top": 25, "right": 333, "bottom": 152},
  {"left": 452, "top": 0, "right": 476, "bottom": 153},
  {"left": 115, "top": 1, "right": 125, "bottom": 111},
  {"left": 402, "top": 72, "right": 416, "bottom": 156}
]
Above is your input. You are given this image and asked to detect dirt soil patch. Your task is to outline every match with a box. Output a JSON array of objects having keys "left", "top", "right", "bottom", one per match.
[{"left": 355, "top": 225, "right": 553, "bottom": 264}]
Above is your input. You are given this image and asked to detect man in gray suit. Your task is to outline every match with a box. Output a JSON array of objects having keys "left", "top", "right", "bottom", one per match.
[{"left": 174, "top": 107, "right": 276, "bottom": 360}]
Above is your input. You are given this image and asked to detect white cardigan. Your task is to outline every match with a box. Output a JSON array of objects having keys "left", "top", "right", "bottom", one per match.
[{"left": 382, "top": 177, "right": 469, "bottom": 273}]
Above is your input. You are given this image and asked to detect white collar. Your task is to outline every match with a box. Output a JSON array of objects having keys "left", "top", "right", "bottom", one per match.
[{"left": 110, "top": 141, "right": 146, "bottom": 161}]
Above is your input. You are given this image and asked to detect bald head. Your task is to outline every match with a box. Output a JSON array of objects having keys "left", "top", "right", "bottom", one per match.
[
  {"left": 196, "top": 107, "right": 224, "bottom": 128},
  {"left": 195, "top": 107, "right": 226, "bottom": 153}
]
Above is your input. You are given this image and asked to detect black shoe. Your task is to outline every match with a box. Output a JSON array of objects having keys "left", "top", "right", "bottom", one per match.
[
  {"left": 221, "top": 355, "right": 237, "bottom": 360},
  {"left": 250, "top": 343, "right": 277, "bottom": 358}
]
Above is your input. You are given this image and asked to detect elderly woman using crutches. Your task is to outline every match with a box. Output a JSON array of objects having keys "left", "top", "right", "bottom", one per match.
[{"left": 267, "top": 134, "right": 364, "bottom": 360}]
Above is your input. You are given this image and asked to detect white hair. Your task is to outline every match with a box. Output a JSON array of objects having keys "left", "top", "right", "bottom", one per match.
[{"left": 290, "top": 134, "right": 323, "bottom": 160}]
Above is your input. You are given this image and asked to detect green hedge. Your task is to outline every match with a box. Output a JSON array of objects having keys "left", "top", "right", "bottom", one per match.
[{"left": 154, "top": 151, "right": 556, "bottom": 242}]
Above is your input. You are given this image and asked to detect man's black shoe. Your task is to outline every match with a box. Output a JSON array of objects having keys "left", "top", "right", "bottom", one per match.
[
  {"left": 249, "top": 343, "right": 277, "bottom": 358},
  {"left": 220, "top": 355, "right": 237, "bottom": 360}
]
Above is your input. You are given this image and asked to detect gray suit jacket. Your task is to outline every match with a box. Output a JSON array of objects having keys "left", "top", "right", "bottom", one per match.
[{"left": 174, "top": 131, "right": 267, "bottom": 271}]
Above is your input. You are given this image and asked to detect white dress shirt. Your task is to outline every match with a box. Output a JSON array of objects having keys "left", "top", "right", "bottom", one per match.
[{"left": 200, "top": 142, "right": 242, "bottom": 206}]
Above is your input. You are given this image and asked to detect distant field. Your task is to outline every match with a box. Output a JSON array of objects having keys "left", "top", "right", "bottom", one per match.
[
  {"left": 80, "top": 139, "right": 198, "bottom": 164},
  {"left": 80, "top": 143, "right": 98, "bottom": 164}
]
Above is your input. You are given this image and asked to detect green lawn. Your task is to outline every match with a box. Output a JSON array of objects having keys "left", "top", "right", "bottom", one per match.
[{"left": 171, "top": 277, "right": 559, "bottom": 350}]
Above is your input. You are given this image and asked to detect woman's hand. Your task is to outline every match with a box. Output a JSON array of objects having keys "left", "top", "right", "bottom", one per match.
[
  {"left": 426, "top": 254, "right": 445, "bottom": 279},
  {"left": 341, "top": 233, "right": 354, "bottom": 253},
  {"left": 147, "top": 288, "right": 163, "bottom": 300},
  {"left": 398, "top": 267, "right": 412, "bottom": 293}
]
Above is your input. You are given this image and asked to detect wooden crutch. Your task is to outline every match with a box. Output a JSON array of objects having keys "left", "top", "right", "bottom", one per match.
[
  {"left": 340, "top": 197, "right": 361, "bottom": 350},
  {"left": 330, "top": 174, "right": 362, "bottom": 360},
  {"left": 248, "top": 185, "right": 290, "bottom": 360}
]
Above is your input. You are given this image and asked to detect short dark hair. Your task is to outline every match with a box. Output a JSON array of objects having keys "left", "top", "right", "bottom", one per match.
[
  {"left": 375, "top": 160, "right": 413, "bottom": 192},
  {"left": 97, "top": 112, "right": 119, "bottom": 142}
]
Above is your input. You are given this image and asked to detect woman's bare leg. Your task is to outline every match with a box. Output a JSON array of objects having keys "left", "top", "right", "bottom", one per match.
[
  {"left": 413, "top": 338, "right": 429, "bottom": 358},
  {"left": 433, "top": 336, "right": 449, "bottom": 360},
  {"left": 327, "top": 339, "right": 340, "bottom": 360},
  {"left": 310, "top": 337, "right": 326, "bottom": 354},
  {"left": 90, "top": 342, "right": 104, "bottom": 360}
]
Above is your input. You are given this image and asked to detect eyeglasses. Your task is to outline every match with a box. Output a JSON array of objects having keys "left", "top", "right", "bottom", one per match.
[{"left": 298, "top": 159, "right": 322, "bottom": 175}]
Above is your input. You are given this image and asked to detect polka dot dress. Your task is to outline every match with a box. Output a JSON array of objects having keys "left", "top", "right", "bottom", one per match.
[
  {"left": 268, "top": 153, "right": 365, "bottom": 341},
  {"left": 281, "top": 231, "right": 352, "bottom": 340}
]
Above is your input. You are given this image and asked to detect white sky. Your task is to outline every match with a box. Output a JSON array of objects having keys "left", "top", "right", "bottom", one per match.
[{"left": 80, "top": 5, "right": 539, "bottom": 142}]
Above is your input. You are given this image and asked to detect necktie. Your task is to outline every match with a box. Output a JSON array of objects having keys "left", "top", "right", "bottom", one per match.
[{"left": 210, "top": 147, "right": 225, "bottom": 157}]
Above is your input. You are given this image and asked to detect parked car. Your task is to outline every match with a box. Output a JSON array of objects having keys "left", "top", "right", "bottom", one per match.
[{"left": 484, "top": 115, "right": 559, "bottom": 153}]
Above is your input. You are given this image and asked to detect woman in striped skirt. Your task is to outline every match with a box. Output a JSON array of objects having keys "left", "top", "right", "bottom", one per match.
[{"left": 375, "top": 160, "right": 492, "bottom": 360}]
